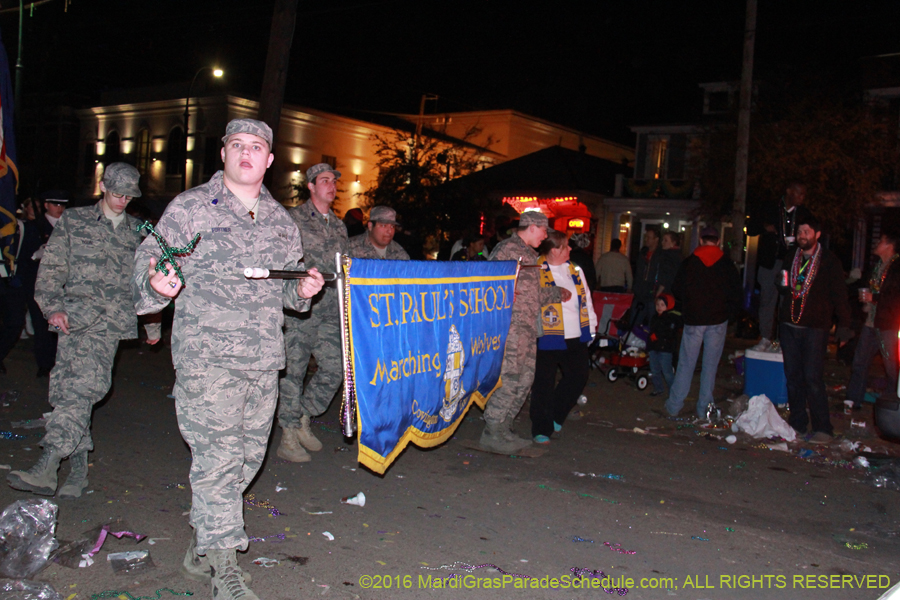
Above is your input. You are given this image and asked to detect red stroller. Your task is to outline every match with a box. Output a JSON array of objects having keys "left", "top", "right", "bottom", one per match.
[{"left": 590, "top": 292, "right": 651, "bottom": 390}]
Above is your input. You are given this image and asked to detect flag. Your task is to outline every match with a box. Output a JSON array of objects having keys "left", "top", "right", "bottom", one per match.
[
  {"left": 0, "top": 27, "right": 18, "bottom": 278},
  {"left": 341, "top": 258, "right": 517, "bottom": 474}
]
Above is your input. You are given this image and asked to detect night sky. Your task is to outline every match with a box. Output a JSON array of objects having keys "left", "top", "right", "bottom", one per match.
[{"left": 1, "top": 0, "right": 898, "bottom": 144}]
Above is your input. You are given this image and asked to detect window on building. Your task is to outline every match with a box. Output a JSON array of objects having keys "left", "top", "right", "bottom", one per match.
[
  {"left": 203, "top": 136, "right": 219, "bottom": 179},
  {"left": 166, "top": 127, "right": 185, "bottom": 176},
  {"left": 83, "top": 142, "right": 96, "bottom": 177},
  {"left": 321, "top": 155, "right": 337, "bottom": 169},
  {"left": 105, "top": 131, "right": 121, "bottom": 165},
  {"left": 644, "top": 136, "right": 668, "bottom": 180},
  {"left": 136, "top": 128, "right": 151, "bottom": 175}
]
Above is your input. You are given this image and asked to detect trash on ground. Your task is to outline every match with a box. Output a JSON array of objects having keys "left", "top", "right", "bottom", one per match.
[
  {"left": 0, "top": 499, "right": 58, "bottom": 579},
  {"left": 864, "top": 459, "right": 900, "bottom": 491},
  {"left": 322, "top": 532, "right": 334, "bottom": 540},
  {"left": 106, "top": 550, "right": 154, "bottom": 574},
  {"left": 253, "top": 557, "right": 280, "bottom": 567},
  {"left": 341, "top": 492, "right": 365, "bottom": 507},
  {"left": 0, "top": 578, "right": 63, "bottom": 600},
  {"left": 732, "top": 395, "right": 797, "bottom": 441}
]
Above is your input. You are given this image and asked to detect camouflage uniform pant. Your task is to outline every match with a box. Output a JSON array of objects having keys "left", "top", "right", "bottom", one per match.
[
  {"left": 42, "top": 328, "right": 120, "bottom": 456},
  {"left": 175, "top": 360, "right": 277, "bottom": 553},
  {"left": 483, "top": 321, "right": 537, "bottom": 428},
  {"left": 278, "top": 311, "right": 342, "bottom": 428}
]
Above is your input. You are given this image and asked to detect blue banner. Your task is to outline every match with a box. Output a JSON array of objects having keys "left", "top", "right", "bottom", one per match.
[
  {"left": 0, "top": 28, "right": 18, "bottom": 278},
  {"left": 345, "top": 258, "right": 517, "bottom": 473}
]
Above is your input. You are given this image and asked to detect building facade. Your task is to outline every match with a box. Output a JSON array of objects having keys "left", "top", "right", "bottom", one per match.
[{"left": 74, "top": 94, "right": 632, "bottom": 219}]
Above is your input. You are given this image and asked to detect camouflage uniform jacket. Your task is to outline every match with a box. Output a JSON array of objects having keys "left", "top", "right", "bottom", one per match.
[
  {"left": 35, "top": 203, "right": 143, "bottom": 340},
  {"left": 287, "top": 202, "right": 348, "bottom": 315},
  {"left": 348, "top": 233, "right": 410, "bottom": 260},
  {"left": 132, "top": 171, "right": 310, "bottom": 371},
  {"left": 489, "top": 233, "right": 560, "bottom": 333}
]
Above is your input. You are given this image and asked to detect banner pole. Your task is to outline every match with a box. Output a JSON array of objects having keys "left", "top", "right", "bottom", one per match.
[{"left": 335, "top": 252, "right": 357, "bottom": 437}]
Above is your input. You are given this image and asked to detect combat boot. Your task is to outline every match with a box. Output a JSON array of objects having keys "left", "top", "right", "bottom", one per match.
[
  {"left": 7, "top": 447, "right": 62, "bottom": 496},
  {"left": 297, "top": 414, "right": 322, "bottom": 451},
  {"left": 479, "top": 423, "right": 532, "bottom": 454},
  {"left": 500, "top": 416, "right": 532, "bottom": 446},
  {"left": 180, "top": 529, "right": 251, "bottom": 584},
  {"left": 276, "top": 427, "right": 310, "bottom": 463},
  {"left": 58, "top": 451, "right": 89, "bottom": 499},
  {"left": 208, "top": 549, "right": 259, "bottom": 600}
]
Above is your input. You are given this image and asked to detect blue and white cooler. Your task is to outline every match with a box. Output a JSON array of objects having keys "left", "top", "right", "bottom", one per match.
[{"left": 743, "top": 349, "right": 788, "bottom": 406}]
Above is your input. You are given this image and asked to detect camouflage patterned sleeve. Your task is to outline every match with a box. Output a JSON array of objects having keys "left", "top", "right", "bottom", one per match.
[
  {"left": 281, "top": 223, "right": 312, "bottom": 313},
  {"left": 34, "top": 212, "right": 72, "bottom": 318},
  {"left": 539, "top": 284, "right": 562, "bottom": 305}
]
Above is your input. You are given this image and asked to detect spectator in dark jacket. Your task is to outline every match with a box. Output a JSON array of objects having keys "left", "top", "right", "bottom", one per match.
[
  {"left": 567, "top": 233, "right": 597, "bottom": 292},
  {"left": 847, "top": 231, "right": 900, "bottom": 409},
  {"left": 648, "top": 293, "right": 681, "bottom": 397},
  {"left": 777, "top": 215, "right": 852, "bottom": 444},
  {"left": 753, "top": 182, "right": 812, "bottom": 351},
  {"left": 631, "top": 226, "right": 662, "bottom": 326},
  {"left": 663, "top": 227, "right": 741, "bottom": 418},
  {"left": 656, "top": 230, "right": 682, "bottom": 299}
]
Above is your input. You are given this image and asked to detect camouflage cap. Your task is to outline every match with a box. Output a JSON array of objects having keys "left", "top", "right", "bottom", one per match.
[
  {"left": 306, "top": 163, "right": 341, "bottom": 183},
  {"left": 221, "top": 118, "right": 274, "bottom": 148},
  {"left": 519, "top": 210, "right": 548, "bottom": 228},
  {"left": 102, "top": 163, "right": 142, "bottom": 198},
  {"left": 368, "top": 205, "right": 399, "bottom": 225}
]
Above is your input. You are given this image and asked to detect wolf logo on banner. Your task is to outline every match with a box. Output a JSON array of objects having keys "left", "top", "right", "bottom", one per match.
[
  {"left": 343, "top": 258, "right": 517, "bottom": 473},
  {"left": 441, "top": 324, "right": 466, "bottom": 423}
]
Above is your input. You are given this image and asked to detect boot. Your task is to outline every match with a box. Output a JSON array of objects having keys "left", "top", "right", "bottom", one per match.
[
  {"left": 58, "top": 451, "right": 89, "bottom": 499},
  {"left": 180, "top": 529, "right": 251, "bottom": 584},
  {"left": 208, "top": 549, "right": 259, "bottom": 600},
  {"left": 479, "top": 422, "right": 532, "bottom": 454},
  {"left": 500, "top": 417, "right": 531, "bottom": 445},
  {"left": 276, "top": 428, "right": 310, "bottom": 463},
  {"left": 297, "top": 415, "right": 322, "bottom": 451},
  {"left": 7, "top": 448, "right": 62, "bottom": 496},
  {"left": 180, "top": 528, "right": 211, "bottom": 582}
]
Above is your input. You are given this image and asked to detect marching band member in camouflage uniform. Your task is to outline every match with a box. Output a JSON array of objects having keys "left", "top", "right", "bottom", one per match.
[
  {"left": 347, "top": 205, "right": 410, "bottom": 260},
  {"left": 276, "top": 163, "right": 348, "bottom": 463},
  {"left": 480, "top": 211, "right": 568, "bottom": 453},
  {"left": 132, "top": 119, "right": 324, "bottom": 600},
  {"left": 8, "top": 163, "right": 149, "bottom": 498}
]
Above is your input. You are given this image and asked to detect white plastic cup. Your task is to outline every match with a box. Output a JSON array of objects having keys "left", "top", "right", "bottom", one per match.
[{"left": 341, "top": 492, "right": 366, "bottom": 507}]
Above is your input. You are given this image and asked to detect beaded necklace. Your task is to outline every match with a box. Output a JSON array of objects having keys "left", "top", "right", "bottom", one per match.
[
  {"left": 870, "top": 254, "right": 899, "bottom": 294},
  {"left": 789, "top": 243, "right": 822, "bottom": 324}
]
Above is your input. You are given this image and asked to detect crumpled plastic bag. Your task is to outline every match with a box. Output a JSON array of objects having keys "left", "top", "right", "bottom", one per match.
[
  {"left": 0, "top": 500, "right": 59, "bottom": 579},
  {"left": 732, "top": 394, "right": 796, "bottom": 442},
  {"left": 0, "top": 578, "right": 63, "bottom": 600},
  {"left": 864, "top": 458, "right": 900, "bottom": 492}
]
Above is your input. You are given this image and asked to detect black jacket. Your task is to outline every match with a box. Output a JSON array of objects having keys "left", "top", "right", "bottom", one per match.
[
  {"left": 873, "top": 259, "right": 900, "bottom": 331},
  {"left": 648, "top": 310, "right": 682, "bottom": 353},
  {"left": 633, "top": 247, "right": 662, "bottom": 301},
  {"left": 671, "top": 245, "right": 742, "bottom": 326},
  {"left": 778, "top": 246, "right": 851, "bottom": 331}
]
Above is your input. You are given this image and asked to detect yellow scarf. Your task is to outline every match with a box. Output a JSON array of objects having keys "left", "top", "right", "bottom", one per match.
[{"left": 538, "top": 257, "right": 591, "bottom": 350}]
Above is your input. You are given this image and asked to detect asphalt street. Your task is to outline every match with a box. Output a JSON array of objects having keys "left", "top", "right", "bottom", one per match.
[{"left": 0, "top": 334, "right": 898, "bottom": 600}]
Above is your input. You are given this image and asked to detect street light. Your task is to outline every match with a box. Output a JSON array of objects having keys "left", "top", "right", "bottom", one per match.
[{"left": 183, "top": 67, "right": 224, "bottom": 191}]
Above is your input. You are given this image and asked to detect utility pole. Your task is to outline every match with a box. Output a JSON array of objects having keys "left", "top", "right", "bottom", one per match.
[
  {"left": 731, "top": 0, "right": 757, "bottom": 266},
  {"left": 413, "top": 93, "right": 438, "bottom": 156},
  {"left": 258, "top": 0, "right": 298, "bottom": 159}
]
